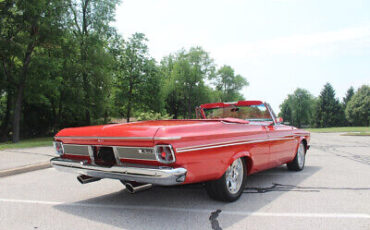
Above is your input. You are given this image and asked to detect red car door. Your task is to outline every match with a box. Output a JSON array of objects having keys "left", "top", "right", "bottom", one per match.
[
  {"left": 243, "top": 124, "right": 271, "bottom": 172},
  {"left": 266, "top": 123, "right": 296, "bottom": 166}
]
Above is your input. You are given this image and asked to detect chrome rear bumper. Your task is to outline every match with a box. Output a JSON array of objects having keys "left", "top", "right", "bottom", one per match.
[{"left": 50, "top": 157, "right": 187, "bottom": 186}]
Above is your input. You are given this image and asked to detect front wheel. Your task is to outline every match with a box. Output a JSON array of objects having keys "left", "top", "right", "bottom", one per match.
[
  {"left": 205, "top": 158, "right": 247, "bottom": 202},
  {"left": 287, "top": 142, "right": 306, "bottom": 171}
]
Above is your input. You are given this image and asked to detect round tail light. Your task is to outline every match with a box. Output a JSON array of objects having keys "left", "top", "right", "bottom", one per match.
[{"left": 154, "top": 145, "right": 176, "bottom": 164}]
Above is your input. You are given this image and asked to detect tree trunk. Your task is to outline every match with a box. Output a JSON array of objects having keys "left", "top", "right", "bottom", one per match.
[
  {"left": 81, "top": 0, "right": 90, "bottom": 125},
  {"left": 187, "top": 85, "right": 193, "bottom": 119},
  {"left": 172, "top": 92, "right": 178, "bottom": 119},
  {"left": 50, "top": 97, "right": 56, "bottom": 132},
  {"left": 11, "top": 40, "right": 35, "bottom": 143},
  {"left": 83, "top": 72, "right": 91, "bottom": 125},
  {"left": 12, "top": 84, "right": 24, "bottom": 142},
  {"left": 187, "top": 94, "right": 191, "bottom": 119},
  {"left": 0, "top": 88, "right": 12, "bottom": 141},
  {"left": 183, "top": 93, "right": 187, "bottom": 119},
  {"left": 104, "top": 110, "right": 108, "bottom": 124},
  {"left": 57, "top": 89, "right": 63, "bottom": 129},
  {"left": 126, "top": 79, "right": 133, "bottom": 123}
]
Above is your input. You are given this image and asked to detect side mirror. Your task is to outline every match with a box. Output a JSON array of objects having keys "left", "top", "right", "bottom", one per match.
[{"left": 276, "top": 117, "right": 283, "bottom": 124}]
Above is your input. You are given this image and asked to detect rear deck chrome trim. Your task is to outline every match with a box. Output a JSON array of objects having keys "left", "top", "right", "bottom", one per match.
[
  {"left": 50, "top": 157, "right": 187, "bottom": 186},
  {"left": 56, "top": 136, "right": 153, "bottom": 140},
  {"left": 56, "top": 136, "right": 182, "bottom": 141}
]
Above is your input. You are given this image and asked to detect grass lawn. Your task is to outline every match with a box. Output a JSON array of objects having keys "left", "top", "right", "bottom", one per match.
[
  {"left": 0, "top": 137, "right": 53, "bottom": 151},
  {"left": 341, "top": 132, "right": 370, "bottom": 136},
  {"left": 307, "top": 127, "right": 370, "bottom": 133}
]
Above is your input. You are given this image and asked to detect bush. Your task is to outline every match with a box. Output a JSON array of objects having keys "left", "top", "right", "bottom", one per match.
[{"left": 136, "top": 111, "right": 173, "bottom": 121}]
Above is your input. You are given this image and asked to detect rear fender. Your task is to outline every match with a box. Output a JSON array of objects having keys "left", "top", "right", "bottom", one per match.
[{"left": 295, "top": 137, "right": 308, "bottom": 153}]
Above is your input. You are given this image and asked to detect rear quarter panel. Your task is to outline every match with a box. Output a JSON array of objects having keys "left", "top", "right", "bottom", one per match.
[{"left": 155, "top": 123, "right": 270, "bottom": 184}]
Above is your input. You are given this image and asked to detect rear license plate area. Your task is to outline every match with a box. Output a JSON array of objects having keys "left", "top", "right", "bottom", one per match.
[{"left": 93, "top": 146, "right": 116, "bottom": 167}]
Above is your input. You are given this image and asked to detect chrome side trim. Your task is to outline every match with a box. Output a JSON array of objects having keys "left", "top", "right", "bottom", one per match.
[
  {"left": 154, "top": 136, "right": 182, "bottom": 140},
  {"left": 50, "top": 157, "right": 187, "bottom": 186},
  {"left": 176, "top": 137, "right": 295, "bottom": 153},
  {"left": 294, "top": 134, "right": 309, "bottom": 137},
  {"left": 178, "top": 138, "right": 257, "bottom": 151},
  {"left": 177, "top": 140, "right": 266, "bottom": 153},
  {"left": 177, "top": 136, "right": 293, "bottom": 151}
]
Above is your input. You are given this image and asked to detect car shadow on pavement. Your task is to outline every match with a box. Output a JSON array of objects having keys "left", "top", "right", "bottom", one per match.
[{"left": 54, "top": 165, "right": 321, "bottom": 230}]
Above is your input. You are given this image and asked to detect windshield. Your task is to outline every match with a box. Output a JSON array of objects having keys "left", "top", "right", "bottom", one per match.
[{"left": 203, "top": 104, "right": 273, "bottom": 122}]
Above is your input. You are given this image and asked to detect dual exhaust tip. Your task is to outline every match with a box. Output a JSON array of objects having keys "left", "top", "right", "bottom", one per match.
[
  {"left": 123, "top": 181, "right": 153, "bottom": 194},
  {"left": 77, "top": 175, "right": 101, "bottom": 184},
  {"left": 77, "top": 175, "right": 152, "bottom": 194}
]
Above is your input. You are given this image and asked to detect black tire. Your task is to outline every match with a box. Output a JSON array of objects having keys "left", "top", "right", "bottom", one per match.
[
  {"left": 287, "top": 142, "right": 306, "bottom": 171},
  {"left": 205, "top": 158, "right": 247, "bottom": 202}
]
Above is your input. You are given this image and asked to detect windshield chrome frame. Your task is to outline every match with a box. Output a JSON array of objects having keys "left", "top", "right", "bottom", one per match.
[{"left": 264, "top": 102, "right": 277, "bottom": 125}]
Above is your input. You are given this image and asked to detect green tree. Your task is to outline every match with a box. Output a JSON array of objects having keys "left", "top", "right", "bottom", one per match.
[
  {"left": 68, "top": 0, "right": 120, "bottom": 125},
  {"left": 159, "top": 55, "right": 182, "bottom": 118},
  {"left": 313, "top": 83, "right": 344, "bottom": 127},
  {"left": 211, "top": 65, "right": 248, "bottom": 102},
  {"left": 345, "top": 85, "right": 369, "bottom": 126},
  {"left": 0, "top": 0, "right": 252, "bottom": 141},
  {"left": 278, "top": 88, "right": 314, "bottom": 127},
  {"left": 343, "top": 86, "right": 355, "bottom": 107},
  {"left": 0, "top": 0, "right": 68, "bottom": 142},
  {"left": 162, "top": 47, "right": 217, "bottom": 118},
  {"left": 279, "top": 96, "right": 293, "bottom": 124},
  {"left": 0, "top": 0, "right": 120, "bottom": 141},
  {"left": 342, "top": 86, "right": 355, "bottom": 126},
  {"left": 114, "top": 33, "right": 162, "bottom": 122}
]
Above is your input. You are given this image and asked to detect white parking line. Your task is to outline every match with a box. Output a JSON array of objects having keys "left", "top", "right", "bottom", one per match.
[{"left": 0, "top": 198, "right": 369, "bottom": 219}]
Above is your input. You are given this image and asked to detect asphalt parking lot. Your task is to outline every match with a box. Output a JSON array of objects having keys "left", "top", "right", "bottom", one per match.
[{"left": 0, "top": 133, "right": 369, "bottom": 230}]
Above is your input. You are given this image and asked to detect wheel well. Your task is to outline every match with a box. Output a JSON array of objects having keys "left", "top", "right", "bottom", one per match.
[
  {"left": 301, "top": 139, "right": 308, "bottom": 152},
  {"left": 243, "top": 156, "right": 253, "bottom": 175}
]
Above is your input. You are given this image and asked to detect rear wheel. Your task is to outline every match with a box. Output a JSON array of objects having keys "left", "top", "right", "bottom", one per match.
[
  {"left": 205, "top": 158, "right": 247, "bottom": 202},
  {"left": 287, "top": 142, "right": 306, "bottom": 171}
]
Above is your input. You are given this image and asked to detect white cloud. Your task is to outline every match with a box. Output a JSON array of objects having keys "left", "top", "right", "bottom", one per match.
[
  {"left": 214, "top": 26, "right": 370, "bottom": 61},
  {"left": 114, "top": 0, "right": 370, "bottom": 114}
]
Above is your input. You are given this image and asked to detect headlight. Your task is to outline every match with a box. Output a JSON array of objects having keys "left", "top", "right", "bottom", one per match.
[
  {"left": 154, "top": 145, "right": 176, "bottom": 164},
  {"left": 53, "top": 141, "right": 64, "bottom": 156}
]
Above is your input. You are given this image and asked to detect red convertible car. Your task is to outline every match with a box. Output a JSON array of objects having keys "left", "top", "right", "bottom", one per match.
[{"left": 51, "top": 101, "right": 310, "bottom": 201}]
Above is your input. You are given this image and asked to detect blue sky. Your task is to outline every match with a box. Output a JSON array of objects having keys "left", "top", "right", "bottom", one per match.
[{"left": 114, "top": 0, "right": 370, "bottom": 113}]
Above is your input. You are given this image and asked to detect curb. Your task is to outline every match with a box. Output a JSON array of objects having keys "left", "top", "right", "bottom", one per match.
[{"left": 0, "top": 161, "right": 51, "bottom": 178}]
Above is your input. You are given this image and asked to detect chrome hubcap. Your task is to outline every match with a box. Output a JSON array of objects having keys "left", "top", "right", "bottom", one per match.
[
  {"left": 226, "top": 158, "right": 243, "bottom": 194},
  {"left": 297, "top": 143, "right": 305, "bottom": 168}
]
